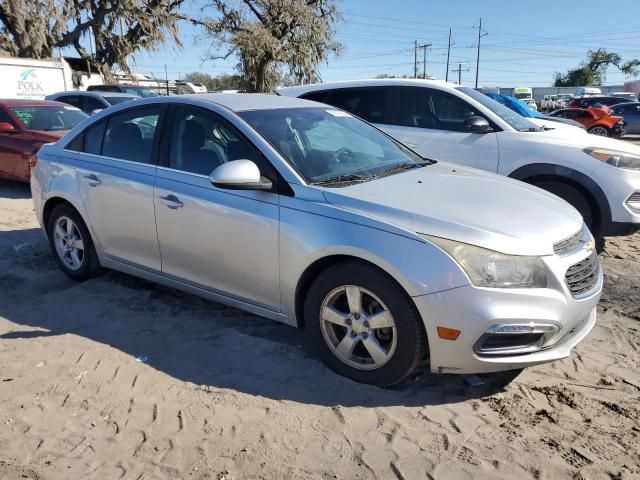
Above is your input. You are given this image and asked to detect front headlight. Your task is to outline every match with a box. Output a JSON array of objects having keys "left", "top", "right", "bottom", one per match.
[
  {"left": 584, "top": 148, "right": 640, "bottom": 170},
  {"left": 422, "top": 235, "right": 547, "bottom": 288}
]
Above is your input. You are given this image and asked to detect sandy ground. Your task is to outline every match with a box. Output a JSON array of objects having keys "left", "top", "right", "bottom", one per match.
[{"left": 0, "top": 178, "right": 639, "bottom": 480}]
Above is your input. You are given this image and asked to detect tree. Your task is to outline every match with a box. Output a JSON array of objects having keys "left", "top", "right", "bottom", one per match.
[
  {"left": 183, "top": 71, "right": 244, "bottom": 91},
  {"left": 203, "top": 0, "right": 342, "bottom": 93},
  {"left": 554, "top": 49, "right": 640, "bottom": 87},
  {"left": 0, "top": 0, "right": 185, "bottom": 81}
]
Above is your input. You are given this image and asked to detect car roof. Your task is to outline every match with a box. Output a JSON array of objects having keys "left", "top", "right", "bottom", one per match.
[
  {"left": 187, "top": 93, "right": 321, "bottom": 111},
  {"left": 277, "top": 78, "right": 458, "bottom": 97},
  {"left": 52, "top": 91, "right": 137, "bottom": 98},
  {"left": 0, "top": 99, "right": 68, "bottom": 107}
]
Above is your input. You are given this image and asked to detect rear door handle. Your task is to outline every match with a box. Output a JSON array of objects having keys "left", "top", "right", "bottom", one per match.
[
  {"left": 83, "top": 173, "right": 101, "bottom": 186},
  {"left": 159, "top": 194, "right": 183, "bottom": 209}
]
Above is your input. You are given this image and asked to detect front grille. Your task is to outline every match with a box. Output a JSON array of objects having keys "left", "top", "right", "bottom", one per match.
[
  {"left": 553, "top": 229, "right": 583, "bottom": 255},
  {"left": 565, "top": 252, "right": 600, "bottom": 297}
]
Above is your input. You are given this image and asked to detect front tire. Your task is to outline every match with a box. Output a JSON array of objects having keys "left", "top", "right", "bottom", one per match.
[
  {"left": 47, "top": 203, "right": 101, "bottom": 280},
  {"left": 304, "top": 261, "right": 428, "bottom": 386}
]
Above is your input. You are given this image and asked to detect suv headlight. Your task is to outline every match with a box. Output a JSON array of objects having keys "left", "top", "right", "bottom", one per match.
[
  {"left": 422, "top": 235, "right": 547, "bottom": 288},
  {"left": 584, "top": 148, "right": 640, "bottom": 170}
]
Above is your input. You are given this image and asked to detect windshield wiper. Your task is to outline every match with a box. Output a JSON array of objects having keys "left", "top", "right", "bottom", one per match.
[
  {"left": 312, "top": 173, "right": 370, "bottom": 186},
  {"left": 371, "top": 162, "right": 422, "bottom": 179}
]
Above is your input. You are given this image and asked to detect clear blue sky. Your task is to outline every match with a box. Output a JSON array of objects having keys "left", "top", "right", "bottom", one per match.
[{"left": 131, "top": 0, "right": 640, "bottom": 87}]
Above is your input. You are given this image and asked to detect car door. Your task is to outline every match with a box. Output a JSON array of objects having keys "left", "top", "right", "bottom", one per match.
[
  {"left": 71, "top": 105, "right": 164, "bottom": 271},
  {"left": 383, "top": 86, "right": 499, "bottom": 171},
  {"left": 0, "top": 106, "right": 25, "bottom": 180},
  {"left": 616, "top": 104, "right": 640, "bottom": 133},
  {"left": 154, "top": 105, "right": 280, "bottom": 310}
]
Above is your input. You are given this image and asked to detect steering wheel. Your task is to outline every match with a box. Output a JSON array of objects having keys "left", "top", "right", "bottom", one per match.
[{"left": 335, "top": 147, "right": 354, "bottom": 162}]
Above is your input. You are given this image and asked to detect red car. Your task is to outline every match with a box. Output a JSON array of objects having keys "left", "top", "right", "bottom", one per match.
[{"left": 0, "top": 99, "right": 88, "bottom": 182}]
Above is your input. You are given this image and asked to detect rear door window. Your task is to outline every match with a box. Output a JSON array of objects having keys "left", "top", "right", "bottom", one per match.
[
  {"left": 102, "top": 107, "right": 161, "bottom": 164},
  {"left": 83, "top": 96, "right": 106, "bottom": 114},
  {"left": 57, "top": 95, "right": 83, "bottom": 109},
  {"left": 322, "top": 87, "right": 391, "bottom": 124}
]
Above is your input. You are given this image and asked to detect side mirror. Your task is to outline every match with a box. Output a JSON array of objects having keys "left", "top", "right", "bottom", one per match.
[
  {"left": 0, "top": 122, "right": 16, "bottom": 133},
  {"left": 209, "top": 159, "right": 273, "bottom": 191},
  {"left": 464, "top": 116, "right": 492, "bottom": 134},
  {"left": 90, "top": 109, "right": 104, "bottom": 116}
]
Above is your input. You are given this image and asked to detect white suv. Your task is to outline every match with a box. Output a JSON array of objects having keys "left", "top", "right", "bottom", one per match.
[{"left": 278, "top": 79, "right": 640, "bottom": 243}]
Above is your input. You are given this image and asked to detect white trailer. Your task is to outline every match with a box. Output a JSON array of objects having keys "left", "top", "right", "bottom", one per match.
[{"left": 0, "top": 57, "right": 74, "bottom": 99}]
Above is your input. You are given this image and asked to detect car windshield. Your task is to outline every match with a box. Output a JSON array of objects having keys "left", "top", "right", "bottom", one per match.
[
  {"left": 10, "top": 105, "right": 88, "bottom": 131},
  {"left": 457, "top": 87, "right": 540, "bottom": 132},
  {"left": 240, "top": 107, "right": 428, "bottom": 186},
  {"left": 123, "top": 87, "right": 159, "bottom": 98},
  {"left": 105, "top": 96, "right": 137, "bottom": 105}
]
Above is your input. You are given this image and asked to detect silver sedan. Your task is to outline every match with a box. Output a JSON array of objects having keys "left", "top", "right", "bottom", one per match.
[{"left": 31, "top": 94, "right": 602, "bottom": 385}]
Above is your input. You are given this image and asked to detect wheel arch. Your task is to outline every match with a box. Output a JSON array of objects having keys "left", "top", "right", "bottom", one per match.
[
  {"left": 508, "top": 163, "right": 612, "bottom": 236},
  {"left": 42, "top": 195, "right": 89, "bottom": 239},
  {"left": 294, "top": 254, "right": 418, "bottom": 331}
]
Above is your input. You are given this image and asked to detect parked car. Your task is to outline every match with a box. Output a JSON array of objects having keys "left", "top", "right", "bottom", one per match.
[
  {"left": 87, "top": 84, "right": 160, "bottom": 98},
  {"left": 46, "top": 91, "right": 138, "bottom": 115},
  {"left": 610, "top": 102, "right": 640, "bottom": 134},
  {"left": 0, "top": 99, "right": 87, "bottom": 182},
  {"left": 609, "top": 92, "right": 638, "bottom": 102},
  {"left": 278, "top": 79, "right": 640, "bottom": 242},
  {"left": 31, "top": 94, "right": 602, "bottom": 385},
  {"left": 567, "top": 96, "right": 633, "bottom": 109},
  {"left": 548, "top": 107, "right": 625, "bottom": 137},
  {"left": 556, "top": 94, "right": 574, "bottom": 109},
  {"left": 485, "top": 92, "right": 585, "bottom": 131}
]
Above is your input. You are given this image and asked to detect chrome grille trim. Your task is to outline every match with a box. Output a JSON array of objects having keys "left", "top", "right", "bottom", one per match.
[
  {"left": 553, "top": 229, "right": 583, "bottom": 256},
  {"left": 565, "top": 252, "right": 600, "bottom": 297}
]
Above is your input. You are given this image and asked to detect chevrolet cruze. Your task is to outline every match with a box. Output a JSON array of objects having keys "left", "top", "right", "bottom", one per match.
[{"left": 31, "top": 94, "right": 602, "bottom": 386}]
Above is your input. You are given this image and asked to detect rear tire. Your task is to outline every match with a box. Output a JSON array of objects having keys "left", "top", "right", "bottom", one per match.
[
  {"left": 304, "top": 261, "right": 428, "bottom": 386},
  {"left": 47, "top": 203, "right": 102, "bottom": 281},
  {"left": 588, "top": 125, "right": 610, "bottom": 137}
]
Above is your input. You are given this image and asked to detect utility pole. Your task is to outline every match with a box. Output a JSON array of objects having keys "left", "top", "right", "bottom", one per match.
[
  {"left": 445, "top": 29, "right": 452, "bottom": 82},
  {"left": 165, "top": 64, "right": 169, "bottom": 95},
  {"left": 475, "top": 18, "right": 488, "bottom": 88},
  {"left": 451, "top": 62, "right": 469, "bottom": 85},
  {"left": 414, "top": 40, "right": 418, "bottom": 79},
  {"left": 414, "top": 41, "right": 432, "bottom": 79}
]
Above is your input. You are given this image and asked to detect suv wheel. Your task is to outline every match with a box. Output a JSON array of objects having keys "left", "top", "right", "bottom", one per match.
[
  {"left": 304, "top": 261, "right": 428, "bottom": 386},
  {"left": 588, "top": 125, "right": 610, "bottom": 137},
  {"left": 47, "top": 203, "right": 102, "bottom": 280},
  {"left": 533, "top": 180, "right": 600, "bottom": 236}
]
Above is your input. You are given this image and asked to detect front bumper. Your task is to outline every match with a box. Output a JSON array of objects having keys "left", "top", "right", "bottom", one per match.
[
  {"left": 413, "top": 244, "right": 602, "bottom": 374},
  {"left": 591, "top": 161, "right": 640, "bottom": 231}
]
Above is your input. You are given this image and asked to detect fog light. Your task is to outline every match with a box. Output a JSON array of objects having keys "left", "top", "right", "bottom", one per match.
[
  {"left": 474, "top": 323, "right": 560, "bottom": 355},
  {"left": 437, "top": 326, "right": 461, "bottom": 340}
]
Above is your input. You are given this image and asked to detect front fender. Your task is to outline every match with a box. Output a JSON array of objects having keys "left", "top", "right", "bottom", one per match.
[{"left": 279, "top": 204, "right": 469, "bottom": 323}]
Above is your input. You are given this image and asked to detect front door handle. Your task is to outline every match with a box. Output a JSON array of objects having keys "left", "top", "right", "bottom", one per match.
[
  {"left": 83, "top": 173, "right": 101, "bottom": 187},
  {"left": 159, "top": 194, "right": 183, "bottom": 209}
]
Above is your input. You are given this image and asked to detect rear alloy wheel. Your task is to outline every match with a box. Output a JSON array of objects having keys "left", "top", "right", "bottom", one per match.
[
  {"left": 305, "top": 261, "right": 428, "bottom": 386},
  {"left": 47, "top": 203, "right": 102, "bottom": 280},
  {"left": 588, "top": 125, "right": 610, "bottom": 137}
]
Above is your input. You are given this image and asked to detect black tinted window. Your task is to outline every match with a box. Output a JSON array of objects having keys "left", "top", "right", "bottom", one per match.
[
  {"left": 0, "top": 108, "right": 15, "bottom": 126},
  {"left": 300, "top": 90, "right": 331, "bottom": 103},
  {"left": 391, "top": 87, "right": 481, "bottom": 132},
  {"left": 169, "top": 106, "right": 263, "bottom": 176},
  {"left": 85, "top": 121, "right": 106, "bottom": 154},
  {"left": 83, "top": 96, "right": 105, "bottom": 114},
  {"left": 57, "top": 96, "right": 83, "bottom": 109},
  {"left": 323, "top": 87, "right": 390, "bottom": 124},
  {"left": 102, "top": 108, "right": 160, "bottom": 163}
]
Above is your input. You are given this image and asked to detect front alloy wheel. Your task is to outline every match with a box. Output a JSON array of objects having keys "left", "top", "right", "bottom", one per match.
[
  {"left": 320, "top": 286, "right": 397, "bottom": 370},
  {"left": 588, "top": 125, "right": 609, "bottom": 137},
  {"left": 305, "top": 261, "right": 428, "bottom": 386}
]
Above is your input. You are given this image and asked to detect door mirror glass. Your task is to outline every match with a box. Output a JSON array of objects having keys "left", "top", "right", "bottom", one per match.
[
  {"left": 0, "top": 122, "right": 16, "bottom": 133},
  {"left": 464, "top": 116, "right": 492, "bottom": 133},
  {"left": 209, "top": 159, "right": 272, "bottom": 191}
]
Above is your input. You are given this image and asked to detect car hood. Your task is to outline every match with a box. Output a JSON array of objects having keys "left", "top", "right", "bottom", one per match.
[
  {"left": 514, "top": 126, "right": 640, "bottom": 155},
  {"left": 322, "top": 162, "right": 583, "bottom": 256}
]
